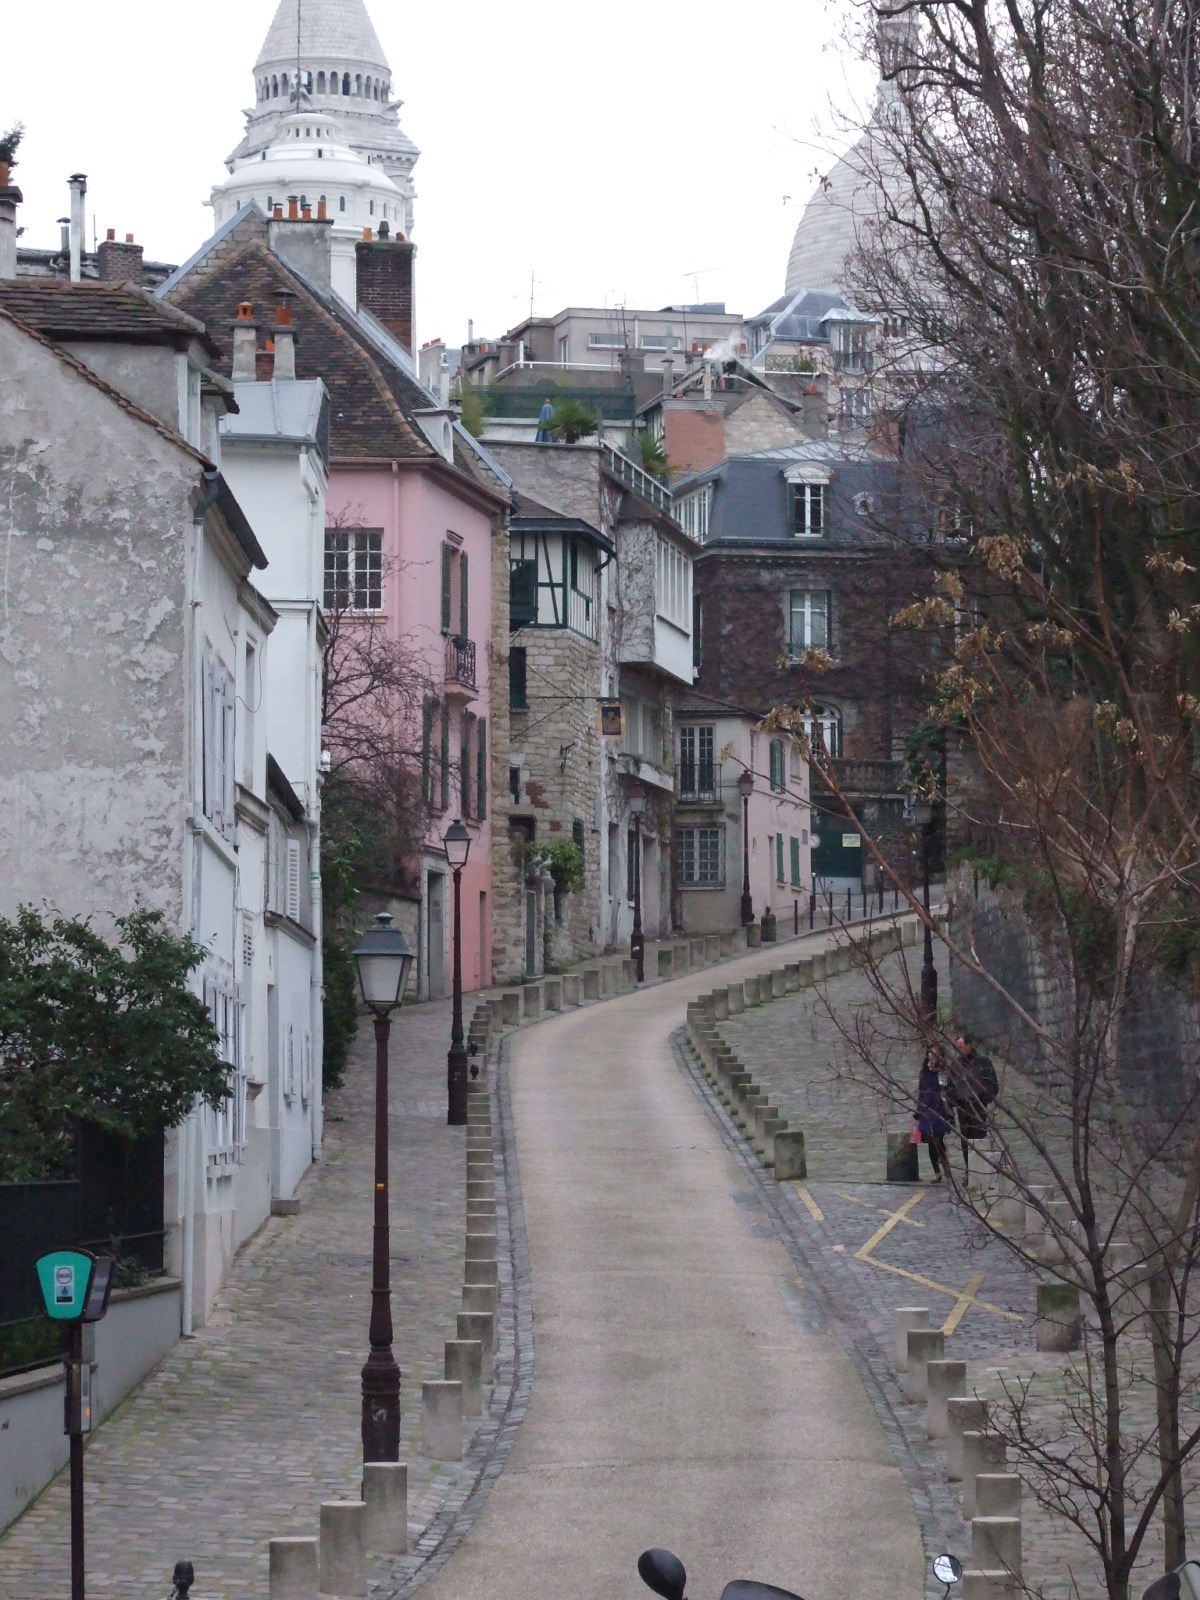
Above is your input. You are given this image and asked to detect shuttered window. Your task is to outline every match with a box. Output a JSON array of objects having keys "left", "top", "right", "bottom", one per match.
[
  {"left": 461, "top": 715, "right": 473, "bottom": 820},
  {"left": 440, "top": 703, "right": 451, "bottom": 811},
  {"left": 769, "top": 739, "right": 786, "bottom": 793},
  {"left": 441, "top": 543, "right": 453, "bottom": 634},
  {"left": 459, "top": 550, "right": 469, "bottom": 639},
  {"left": 790, "top": 835, "right": 802, "bottom": 886},
  {"left": 286, "top": 839, "right": 301, "bottom": 921},
  {"left": 422, "top": 697, "right": 434, "bottom": 803},
  {"left": 477, "top": 719, "right": 488, "bottom": 820},
  {"left": 776, "top": 833, "right": 785, "bottom": 883}
]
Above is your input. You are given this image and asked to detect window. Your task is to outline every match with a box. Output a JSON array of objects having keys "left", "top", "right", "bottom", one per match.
[
  {"left": 202, "top": 648, "right": 236, "bottom": 838},
  {"left": 461, "top": 715, "right": 473, "bottom": 820},
  {"left": 677, "top": 486, "right": 711, "bottom": 544},
  {"left": 587, "top": 332, "right": 626, "bottom": 350},
  {"left": 477, "top": 719, "right": 488, "bottom": 820},
  {"left": 339, "top": 195, "right": 346, "bottom": 212},
  {"left": 459, "top": 550, "right": 469, "bottom": 639},
  {"left": 441, "top": 542, "right": 454, "bottom": 634},
  {"left": 679, "top": 724, "right": 715, "bottom": 799},
  {"left": 324, "top": 529, "right": 382, "bottom": 611},
  {"left": 509, "top": 647, "right": 528, "bottom": 710},
  {"left": 639, "top": 334, "right": 683, "bottom": 351},
  {"left": 655, "top": 535, "right": 691, "bottom": 630},
  {"left": 793, "top": 483, "right": 825, "bottom": 536},
  {"left": 421, "top": 697, "right": 434, "bottom": 802},
  {"left": 834, "top": 323, "right": 869, "bottom": 371},
  {"left": 789, "top": 590, "right": 830, "bottom": 654},
  {"left": 676, "top": 826, "right": 724, "bottom": 886},
  {"left": 840, "top": 387, "right": 871, "bottom": 425},
  {"left": 804, "top": 704, "right": 843, "bottom": 759},
  {"left": 769, "top": 739, "right": 786, "bottom": 793},
  {"left": 559, "top": 335, "right": 569, "bottom": 365},
  {"left": 204, "top": 976, "right": 245, "bottom": 1155},
  {"left": 510, "top": 558, "right": 538, "bottom": 627},
  {"left": 440, "top": 703, "right": 451, "bottom": 811},
  {"left": 241, "top": 640, "right": 257, "bottom": 788},
  {"left": 317, "top": 70, "right": 326, "bottom": 92},
  {"left": 790, "top": 744, "right": 804, "bottom": 781},
  {"left": 790, "top": 835, "right": 802, "bottom": 887},
  {"left": 342, "top": 73, "right": 351, "bottom": 94},
  {"left": 776, "top": 833, "right": 785, "bottom": 882}
]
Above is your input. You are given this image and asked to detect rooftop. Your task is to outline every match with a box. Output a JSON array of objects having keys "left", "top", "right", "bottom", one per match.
[{"left": 0, "top": 280, "right": 218, "bottom": 355}]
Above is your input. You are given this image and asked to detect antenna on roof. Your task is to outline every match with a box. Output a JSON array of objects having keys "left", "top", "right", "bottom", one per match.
[{"left": 293, "top": 0, "right": 303, "bottom": 108}]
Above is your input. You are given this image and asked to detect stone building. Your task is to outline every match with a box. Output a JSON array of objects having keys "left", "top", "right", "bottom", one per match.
[{"left": 487, "top": 441, "right": 697, "bottom": 977}]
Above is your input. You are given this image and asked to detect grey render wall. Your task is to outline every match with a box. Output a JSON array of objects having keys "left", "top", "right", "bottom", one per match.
[
  {"left": 0, "top": 318, "right": 195, "bottom": 925},
  {"left": 948, "top": 873, "right": 1200, "bottom": 1139}
]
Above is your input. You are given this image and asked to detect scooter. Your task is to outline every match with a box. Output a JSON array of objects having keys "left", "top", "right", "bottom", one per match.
[{"left": 639, "top": 1548, "right": 969, "bottom": 1600}]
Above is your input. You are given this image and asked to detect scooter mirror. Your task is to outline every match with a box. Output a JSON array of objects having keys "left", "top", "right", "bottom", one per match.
[
  {"left": 721, "top": 1581, "right": 808, "bottom": 1600},
  {"left": 638, "top": 1549, "right": 687, "bottom": 1600},
  {"left": 933, "top": 1554, "right": 963, "bottom": 1586}
]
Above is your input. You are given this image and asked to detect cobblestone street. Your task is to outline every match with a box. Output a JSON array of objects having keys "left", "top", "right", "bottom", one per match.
[{"left": 0, "top": 1002, "right": 472, "bottom": 1600}]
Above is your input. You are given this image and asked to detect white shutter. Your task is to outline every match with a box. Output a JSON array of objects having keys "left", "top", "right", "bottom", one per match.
[
  {"left": 286, "top": 839, "right": 301, "bottom": 921},
  {"left": 301, "top": 1030, "right": 312, "bottom": 1106},
  {"left": 202, "top": 651, "right": 216, "bottom": 820},
  {"left": 284, "top": 1021, "right": 295, "bottom": 1101},
  {"left": 223, "top": 676, "right": 237, "bottom": 836}
]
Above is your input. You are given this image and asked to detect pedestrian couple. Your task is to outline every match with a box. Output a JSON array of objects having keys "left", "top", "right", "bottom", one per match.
[{"left": 914, "top": 1034, "right": 998, "bottom": 1184}]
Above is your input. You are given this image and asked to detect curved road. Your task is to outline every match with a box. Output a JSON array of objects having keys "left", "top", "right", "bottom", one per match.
[{"left": 421, "top": 952, "right": 925, "bottom": 1600}]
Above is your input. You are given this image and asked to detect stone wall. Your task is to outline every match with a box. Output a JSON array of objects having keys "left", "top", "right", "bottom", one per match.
[
  {"left": 948, "top": 872, "right": 1200, "bottom": 1139},
  {"left": 487, "top": 506, "right": 522, "bottom": 984}
]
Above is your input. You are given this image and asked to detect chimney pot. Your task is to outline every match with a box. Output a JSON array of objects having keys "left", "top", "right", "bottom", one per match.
[
  {"left": 317, "top": 199, "right": 327, "bottom": 220},
  {"left": 236, "top": 302, "right": 255, "bottom": 321},
  {"left": 106, "top": 227, "right": 115, "bottom": 241},
  {"left": 125, "top": 233, "right": 134, "bottom": 244},
  {"left": 230, "top": 305, "right": 260, "bottom": 381},
  {"left": 97, "top": 230, "right": 146, "bottom": 286},
  {"left": 288, "top": 195, "right": 299, "bottom": 220},
  {"left": 301, "top": 204, "right": 311, "bottom": 220},
  {"left": 274, "top": 205, "right": 284, "bottom": 219},
  {"left": 362, "top": 226, "right": 372, "bottom": 241},
  {"left": 275, "top": 296, "right": 293, "bottom": 327}
]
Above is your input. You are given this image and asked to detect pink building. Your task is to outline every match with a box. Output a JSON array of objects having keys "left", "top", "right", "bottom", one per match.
[{"left": 165, "top": 209, "right": 509, "bottom": 999}]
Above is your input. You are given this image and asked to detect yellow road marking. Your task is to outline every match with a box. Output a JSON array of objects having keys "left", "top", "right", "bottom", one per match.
[
  {"left": 835, "top": 1190, "right": 925, "bottom": 1227},
  {"left": 854, "top": 1188, "right": 926, "bottom": 1260},
  {"left": 943, "top": 1270, "right": 986, "bottom": 1336},
  {"left": 795, "top": 1185, "right": 825, "bottom": 1223}
]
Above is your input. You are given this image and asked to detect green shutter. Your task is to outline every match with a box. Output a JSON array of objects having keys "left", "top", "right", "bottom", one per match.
[
  {"left": 421, "top": 697, "right": 433, "bottom": 803},
  {"left": 459, "top": 550, "right": 469, "bottom": 640},
  {"left": 441, "top": 543, "right": 453, "bottom": 634},
  {"left": 477, "top": 718, "right": 487, "bottom": 820},
  {"left": 440, "top": 703, "right": 451, "bottom": 810},
  {"left": 776, "top": 833, "right": 784, "bottom": 882},
  {"left": 461, "top": 722, "right": 472, "bottom": 819},
  {"left": 790, "top": 835, "right": 801, "bottom": 886}
]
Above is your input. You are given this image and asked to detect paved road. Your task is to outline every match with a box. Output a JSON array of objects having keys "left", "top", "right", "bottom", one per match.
[{"left": 417, "top": 952, "right": 926, "bottom": 1600}]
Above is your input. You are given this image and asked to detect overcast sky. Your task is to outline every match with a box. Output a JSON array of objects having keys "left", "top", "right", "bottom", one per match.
[{"left": 6, "top": 1, "right": 877, "bottom": 345}]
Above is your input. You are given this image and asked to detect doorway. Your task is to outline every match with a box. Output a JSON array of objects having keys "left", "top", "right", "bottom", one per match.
[
  {"left": 524, "top": 889, "right": 537, "bottom": 978},
  {"left": 427, "top": 872, "right": 446, "bottom": 999}
]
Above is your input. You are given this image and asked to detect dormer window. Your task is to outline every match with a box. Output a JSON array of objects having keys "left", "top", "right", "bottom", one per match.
[{"left": 793, "top": 483, "right": 825, "bottom": 537}]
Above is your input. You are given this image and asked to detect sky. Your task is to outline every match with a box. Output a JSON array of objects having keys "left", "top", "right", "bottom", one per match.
[{"left": 5, "top": 0, "right": 878, "bottom": 346}]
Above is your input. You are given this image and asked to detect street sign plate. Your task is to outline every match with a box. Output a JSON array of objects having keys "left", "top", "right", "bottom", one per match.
[{"left": 35, "top": 1250, "right": 95, "bottom": 1322}]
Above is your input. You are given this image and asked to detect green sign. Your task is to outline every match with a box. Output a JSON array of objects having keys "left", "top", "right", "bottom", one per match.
[{"left": 35, "top": 1250, "right": 95, "bottom": 1322}]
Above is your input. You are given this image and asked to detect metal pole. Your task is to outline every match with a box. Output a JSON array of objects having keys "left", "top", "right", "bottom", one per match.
[
  {"left": 69, "top": 1321, "right": 84, "bottom": 1600},
  {"left": 794, "top": 899, "right": 799, "bottom": 936},
  {"left": 809, "top": 890, "right": 815, "bottom": 930},
  {"left": 631, "top": 815, "right": 644, "bottom": 982},
  {"left": 740, "top": 794, "right": 753, "bottom": 926},
  {"left": 826, "top": 889, "right": 833, "bottom": 926},
  {"left": 921, "top": 829, "right": 938, "bottom": 1019},
  {"left": 447, "top": 866, "right": 468, "bottom": 1125},
  {"left": 845, "top": 887, "right": 851, "bottom": 922},
  {"left": 362, "top": 1012, "right": 400, "bottom": 1462}
]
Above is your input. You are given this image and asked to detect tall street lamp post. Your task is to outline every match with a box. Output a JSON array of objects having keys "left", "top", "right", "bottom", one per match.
[
  {"left": 628, "top": 784, "right": 645, "bottom": 982},
  {"left": 738, "top": 767, "right": 755, "bottom": 927},
  {"left": 443, "top": 818, "right": 472, "bottom": 1127},
  {"left": 912, "top": 800, "right": 937, "bottom": 1020},
  {"left": 352, "top": 913, "right": 414, "bottom": 1463}
]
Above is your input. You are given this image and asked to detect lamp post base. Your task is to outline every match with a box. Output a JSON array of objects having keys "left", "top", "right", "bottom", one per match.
[
  {"left": 447, "top": 1045, "right": 469, "bottom": 1127},
  {"left": 740, "top": 893, "right": 754, "bottom": 927},
  {"left": 361, "top": 1349, "right": 401, "bottom": 1462}
]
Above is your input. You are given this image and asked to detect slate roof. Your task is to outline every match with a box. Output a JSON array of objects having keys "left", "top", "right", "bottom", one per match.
[
  {"left": 510, "top": 491, "right": 614, "bottom": 555},
  {"left": 257, "top": 0, "right": 387, "bottom": 68},
  {"left": 0, "top": 280, "right": 218, "bottom": 356}
]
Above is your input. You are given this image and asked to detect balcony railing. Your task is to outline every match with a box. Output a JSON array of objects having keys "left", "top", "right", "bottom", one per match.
[
  {"left": 812, "top": 758, "right": 904, "bottom": 795},
  {"left": 602, "top": 443, "right": 674, "bottom": 516},
  {"left": 445, "top": 635, "right": 477, "bottom": 691},
  {"left": 677, "top": 760, "right": 722, "bottom": 805}
]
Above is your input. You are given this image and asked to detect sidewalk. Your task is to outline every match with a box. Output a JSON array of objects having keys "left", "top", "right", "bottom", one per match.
[{"left": 0, "top": 1001, "right": 468, "bottom": 1600}]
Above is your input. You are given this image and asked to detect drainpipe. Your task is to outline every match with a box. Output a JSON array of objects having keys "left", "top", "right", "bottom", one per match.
[{"left": 68, "top": 173, "right": 87, "bottom": 282}]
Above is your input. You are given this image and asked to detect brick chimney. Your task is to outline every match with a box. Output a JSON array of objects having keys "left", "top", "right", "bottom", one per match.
[
  {"left": 268, "top": 214, "right": 332, "bottom": 294},
  {"left": 231, "top": 302, "right": 259, "bottom": 381},
  {"left": 0, "top": 165, "right": 22, "bottom": 280},
  {"left": 97, "top": 230, "right": 145, "bottom": 286},
  {"left": 273, "top": 296, "right": 296, "bottom": 380},
  {"left": 355, "top": 234, "right": 416, "bottom": 355}
]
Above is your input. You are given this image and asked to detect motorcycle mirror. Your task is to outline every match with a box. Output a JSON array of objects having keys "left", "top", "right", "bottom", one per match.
[
  {"left": 721, "top": 1582, "right": 808, "bottom": 1600},
  {"left": 932, "top": 1554, "right": 963, "bottom": 1589},
  {"left": 638, "top": 1549, "right": 687, "bottom": 1600}
]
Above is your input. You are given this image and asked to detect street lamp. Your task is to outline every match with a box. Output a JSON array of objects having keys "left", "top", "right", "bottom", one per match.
[
  {"left": 737, "top": 767, "right": 755, "bottom": 927},
  {"left": 628, "top": 784, "right": 646, "bottom": 982},
  {"left": 352, "top": 912, "right": 414, "bottom": 1464},
  {"left": 443, "top": 818, "right": 472, "bottom": 1127},
  {"left": 912, "top": 799, "right": 937, "bottom": 1020}
]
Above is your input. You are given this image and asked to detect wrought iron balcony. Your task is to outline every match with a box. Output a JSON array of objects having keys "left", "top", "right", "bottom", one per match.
[
  {"left": 445, "top": 635, "right": 477, "bottom": 694},
  {"left": 677, "top": 760, "right": 722, "bottom": 805}
]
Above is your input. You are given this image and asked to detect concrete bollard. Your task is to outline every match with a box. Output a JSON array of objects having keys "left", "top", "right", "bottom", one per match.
[
  {"left": 887, "top": 1131, "right": 920, "bottom": 1183},
  {"left": 1024, "top": 1184, "right": 1053, "bottom": 1247},
  {"left": 658, "top": 948, "right": 675, "bottom": 978},
  {"left": 962, "top": 1573, "right": 1017, "bottom": 1600},
  {"left": 459, "top": 1309, "right": 495, "bottom": 1367},
  {"left": 711, "top": 988, "right": 729, "bottom": 1021},
  {"left": 362, "top": 1463, "right": 407, "bottom": 1555},
  {"left": 784, "top": 962, "right": 801, "bottom": 993},
  {"left": 962, "top": 1432, "right": 1007, "bottom": 1518},
  {"left": 927, "top": 1359, "right": 967, "bottom": 1439},
  {"left": 422, "top": 1380, "right": 462, "bottom": 1461},
  {"left": 1036, "top": 1281, "right": 1082, "bottom": 1352},
  {"left": 705, "top": 934, "right": 722, "bottom": 962},
  {"left": 690, "top": 938, "right": 707, "bottom": 966},
  {"left": 947, "top": 1398, "right": 988, "bottom": 1481},
  {"left": 906, "top": 1328, "right": 944, "bottom": 1403},
  {"left": 501, "top": 991, "right": 522, "bottom": 1026},
  {"left": 318, "top": 1502, "right": 366, "bottom": 1598},
  {"left": 726, "top": 983, "right": 745, "bottom": 1014},
  {"left": 811, "top": 951, "right": 827, "bottom": 981},
  {"left": 773, "top": 1129, "right": 807, "bottom": 1181},
  {"left": 270, "top": 1536, "right": 319, "bottom": 1600},
  {"left": 796, "top": 958, "right": 814, "bottom": 987},
  {"left": 543, "top": 977, "right": 562, "bottom": 1012},
  {"left": 445, "top": 1338, "right": 483, "bottom": 1415},
  {"left": 583, "top": 968, "right": 601, "bottom": 1000},
  {"left": 746, "top": 924, "right": 762, "bottom": 948},
  {"left": 894, "top": 1307, "right": 929, "bottom": 1372},
  {"left": 760, "top": 1119, "right": 787, "bottom": 1163},
  {"left": 463, "top": 1282, "right": 498, "bottom": 1318},
  {"left": 522, "top": 983, "right": 542, "bottom": 1018},
  {"left": 976, "top": 1474, "right": 1021, "bottom": 1520},
  {"left": 465, "top": 1257, "right": 498, "bottom": 1288},
  {"left": 722, "top": 928, "right": 748, "bottom": 956},
  {"left": 770, "top": 968, "right": 787, "bottom": 998},
  {"left": 466, "top": 1230, "right": 497, "bottom": 1261},
  {"left": 972, "top": 1517, "right": 1021, "bottom": 1576},
  {"left": 672, "top": 942, "right": 691, "bottom": 972},
  {"left": 601, "top": 965, "right": 619, "bottom": 997},
  {"left": 563, "top": 974, "right": 583, "bottom": 1006}
]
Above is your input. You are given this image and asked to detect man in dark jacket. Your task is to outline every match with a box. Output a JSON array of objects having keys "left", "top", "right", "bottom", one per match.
[{"left": 950, "top": 1032, "right": 999, "bottom": 1173}]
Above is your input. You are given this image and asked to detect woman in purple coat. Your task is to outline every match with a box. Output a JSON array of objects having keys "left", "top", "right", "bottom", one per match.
[{"left": 916, "top": 1048, "right": 952, "bottom": 1183}]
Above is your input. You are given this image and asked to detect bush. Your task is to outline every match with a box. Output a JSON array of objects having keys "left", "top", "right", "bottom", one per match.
[
  {"left": 545, "top": 841, "right": 584, "bottom": 893},
  {"left": 551, "top": 398, "right": 598, "bottom": 444}
]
